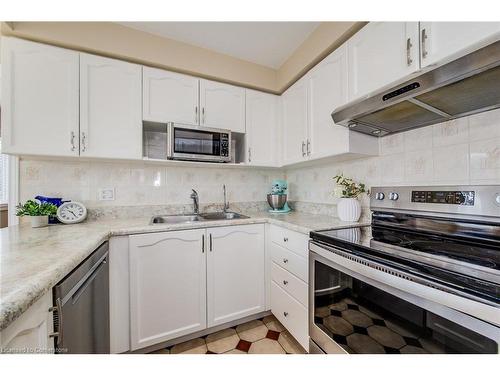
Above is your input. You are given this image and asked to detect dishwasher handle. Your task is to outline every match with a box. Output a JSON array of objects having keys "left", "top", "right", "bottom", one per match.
[
  {"left": 49, "top": 297, "right": 64, "bottom": 347},
  {"left": 70, "top": 254, "right": 108, "bottom": 305}
]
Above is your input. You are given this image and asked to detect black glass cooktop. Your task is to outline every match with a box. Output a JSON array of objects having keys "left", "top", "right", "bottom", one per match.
[
  {"left": 312, "top": 225, "right": 500, "bottom": 271},
  {"left": 310, "top": 225, "right": 500, "bottom": 304}
]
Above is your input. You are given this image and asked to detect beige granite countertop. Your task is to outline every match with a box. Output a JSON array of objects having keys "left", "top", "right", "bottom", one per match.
[{"left": 0, "top": 211, "right": 369, "bottom": 330}]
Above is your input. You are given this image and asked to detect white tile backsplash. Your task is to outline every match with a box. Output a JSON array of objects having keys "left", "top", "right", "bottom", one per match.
[
  {"left": 470, "top": 137, "right": 500, "bottom": 182},
  {"left": 19, "top": 160, "right": 284, "bottom": 208},
  {"left": 468, "top": 110, "right": 500, "bottom": 141},
  {"left": 286, "top": 109, "right": 500, "bottom": 206},
  {"left": 432, "top": 117, "right": 469, "bottom": 147},
  {"left": 432, "top": 143, "right": 470, "bottom": 184}
]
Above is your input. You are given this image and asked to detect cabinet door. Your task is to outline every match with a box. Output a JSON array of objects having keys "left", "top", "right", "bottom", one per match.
[
  {"left": 129, "top": 229, "right": 206, "bottom": 350},
  {"left": 245, "top": 89, "right": 279, "bottom": 166},
  {"left": 420, "top": 22, "right": 500, "bottom": 68},
  {"left": 143, "top": 67, "right": 200, "bottom": 125},
  {"left": 80, "top": 53, "right": 142, "bottom": 159},
  {"left": 282, "top": 79, "right": 308, "bottom": 165},
  {"left": 0, "top": 292, "right": 54, "bottom": 352},
  {"left": 347, "top": 22, "right": 419, "bottom": 101},
  {"left": 207, "top": 224, "right": 265, "bottom": 327},
  {"left": 1, "top": 37, "right": 79, "bottom": 157},
  {"left": 308, "top": 44, "right": 350, "bottom": 159},
  {"left": 199, "top": 79, "right": 246, "bottom": 133}
]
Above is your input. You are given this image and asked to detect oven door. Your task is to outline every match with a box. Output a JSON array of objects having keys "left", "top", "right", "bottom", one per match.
[
  {"left": 167, "top": 123, "right": 231, "bottom": 162},
  {"left": 309, "top": 242, "right": 500, "bottom": 354}
]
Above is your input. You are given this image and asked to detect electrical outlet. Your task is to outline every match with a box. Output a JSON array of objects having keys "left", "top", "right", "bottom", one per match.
[{"left": 98, "top": 188, "right": 115, "bottom": 201}]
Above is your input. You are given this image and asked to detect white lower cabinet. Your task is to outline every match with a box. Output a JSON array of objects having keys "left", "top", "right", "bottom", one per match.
[
  {"left": 271, "top": 280, "right": 308, "bottom": 349},
  {"left": 207, "top": 225, "right": 265, "bottom": 327},
  {"left": 0, "top": 292, "right": 54, "bottom": 353},
  {"left": 129, "top": 229, "right": 207, "bottom": 350},
  {"left": 127, "top": 224, "right": 265, "bottom": 351},
  {"left": 268, "top": 224, "right": 309, "bottom": 351}
]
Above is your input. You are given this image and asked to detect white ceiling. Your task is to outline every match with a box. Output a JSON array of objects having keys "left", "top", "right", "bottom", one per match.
[{"left": 118, "top": 22, "right": 320, "bottom": 68}]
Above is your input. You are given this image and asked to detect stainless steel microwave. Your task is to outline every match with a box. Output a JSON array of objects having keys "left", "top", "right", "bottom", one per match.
[{"left": 167, "top": 123, "right": 231, "bottom": 162}]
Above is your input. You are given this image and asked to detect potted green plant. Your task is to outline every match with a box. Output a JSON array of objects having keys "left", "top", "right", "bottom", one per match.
[
  {"left": 333, "top": 174, "right": 368, "bottom": 222},
  {"left": 16, "top": 199, "right": 58, "bottom": 228}
]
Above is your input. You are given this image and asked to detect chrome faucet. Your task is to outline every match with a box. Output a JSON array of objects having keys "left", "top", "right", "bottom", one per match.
[
  {"left": 190, "top": 189, "right": 199, "bottom": 214},
  {"left": 223, "top": 184, "right": 229, "bottom": 213}
]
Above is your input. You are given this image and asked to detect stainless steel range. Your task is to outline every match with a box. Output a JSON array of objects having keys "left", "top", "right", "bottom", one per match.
[{"left": 309, "top": 185, "right": 500, "bottom": 354}]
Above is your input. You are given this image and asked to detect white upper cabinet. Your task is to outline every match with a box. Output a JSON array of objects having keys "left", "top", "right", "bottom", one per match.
[
  {"left": 1, "top": 37, "right": 79, "bottom": 157},
  {"left": 199, "top": 79, "right": 246, "bottom": 133},
  {"left": 129, "top": 229, "right": 207, "bottom": 350},
  {"left": 206, "top": 225, "right": 265, "bottom": 327},
  {"left": 281, "top": 44, "right": 378, "bottom": 166},
  {"left": 420, "top": 22, "right": 500, "bottom": 68},
  {"left": 307, "top": 44, "right": 350, "bottom": 159},
  {"left": 282, "top": 79, "right": 308, "bottom": 165},
  {"left": 80, "top": 53, "right": 142, "bottom": 159},
  {"left": 347, "top": 22, "right": 419, "bottom": 101},
  {"left": 143, "top": 67, "right": 200, "bottom": 125},
  {"left": 245, "top": 89, "right": 280, "bottom": 166}
]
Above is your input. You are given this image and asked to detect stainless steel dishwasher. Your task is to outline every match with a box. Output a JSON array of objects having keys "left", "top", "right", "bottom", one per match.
[{"left": 52, "top": 241, "right": 109, "bottom": 354}]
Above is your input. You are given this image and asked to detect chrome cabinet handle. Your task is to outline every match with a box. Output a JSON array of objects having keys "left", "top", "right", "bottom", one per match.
[
  {"left": 406, "top": 38, "right": 413, "bottom": 66},
  {"left": 283, "top": 237, "right": 288, "bottom": 242},
  {"left": 283, "top": 258, "right": 288, "bottom": 264},
  {"left": 209, "top": 233, "right": 213, "bottom": 252},
  {"left": 195, "top": 106, "right": 198, "bottom": 124},
  {"left": 307, "top": 139, "right": 311, "bottom": 156},
  {"left": 49, "top": 297, "right": 63, "bottom": 346},
  {"left": 301, "top": 141, "right": 306, "bottom": 157},
  {"left": 81, "top": 132, "right": 87, "bottom": 152},
  {"left": 202, "top": 234, "right": 205, "bottom": 253},
  {"left": 421, "top": 28, "right": 428, "bottom": 59},
  {"left": 70, "top": 131, "right": 76, "bottom": 151},
  {"left": 248, "top": 148, "right": 252, "bottom": 163},
  {"left": 202, "top": 107, "right": 205, "bottom": 124},
  {"left": 283, "top": 312, "right": 289, "bottom": 317},
  {"left": 283, "top": 280, "right": 288, "bottom": 285}
]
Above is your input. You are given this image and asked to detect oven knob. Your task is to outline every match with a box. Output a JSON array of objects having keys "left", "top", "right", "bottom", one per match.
[
  {"left": 375, "top": 192, "right": 385, "bottom": 200},
  {"left": 389, "top": 192, "right": 399, "bottom": 201}
]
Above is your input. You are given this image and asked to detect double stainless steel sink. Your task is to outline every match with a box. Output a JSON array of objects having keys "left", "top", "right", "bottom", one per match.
[{"left": 150, "top": 212, "right": 249, "bottom": 225}]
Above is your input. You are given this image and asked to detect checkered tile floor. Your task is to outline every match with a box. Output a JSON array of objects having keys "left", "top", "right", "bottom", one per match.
[
  {"left": 314, "top": 297, "right": 447, "bottom": 354},
  {"left": 149, "top": 315, "right": 306, "bottom": 354}
]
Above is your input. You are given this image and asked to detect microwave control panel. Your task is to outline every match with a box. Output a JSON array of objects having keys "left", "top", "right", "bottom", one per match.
[{"left": 220, "top": 133, "right": 229, "bottom": 157}]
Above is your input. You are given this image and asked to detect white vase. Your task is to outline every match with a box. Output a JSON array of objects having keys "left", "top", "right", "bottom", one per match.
[
  {"left": 337, "top": 198, "right": 362, "bottom": 222},
  {"left": 30, "top": 215, "right": 49, "bottom": 228}
]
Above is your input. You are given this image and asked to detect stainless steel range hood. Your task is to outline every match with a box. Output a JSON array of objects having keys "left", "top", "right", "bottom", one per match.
[{"left": 332, "top": 41, "right": 500, "bottom": 137}]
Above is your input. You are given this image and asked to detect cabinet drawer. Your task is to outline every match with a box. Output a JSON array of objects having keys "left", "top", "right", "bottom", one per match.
[
  {"left": 269, "top": 225, "right": 309, "bottom": 258},
  {"left": 270, "top": 242, "right": 308, "bottom": 282},
  {"left": 271, "top": 262, "right": 308, "bottom": 306},
  {"left": 271, "top": 281, "right": 308, "bottom": 350}
]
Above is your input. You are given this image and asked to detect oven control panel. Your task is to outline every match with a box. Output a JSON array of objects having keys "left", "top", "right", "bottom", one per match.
[{"left": 411, "top": 190, "right": 475, "bottom": 205}]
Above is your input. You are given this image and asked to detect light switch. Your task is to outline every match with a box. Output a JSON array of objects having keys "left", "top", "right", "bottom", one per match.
[{"left": 98, "top": 188, "right": 115, "bottom": 201}]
